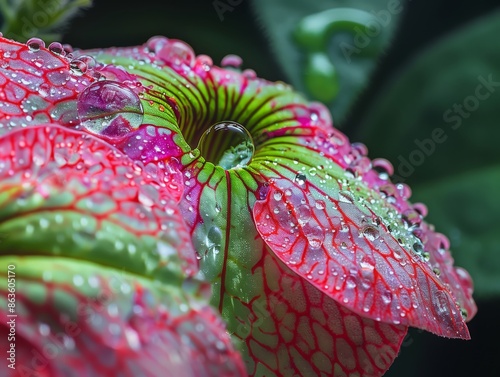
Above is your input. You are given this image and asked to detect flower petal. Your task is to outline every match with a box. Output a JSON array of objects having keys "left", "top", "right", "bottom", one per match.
[
  {"left": 253, "top": 137, "right": 472, "bottom": 339},
  {"left": 77, "top": 37, "right": 475, "bottom": 370},
  {"left": 0, "top": 37, "right": 95, "bottom": 133},
  {"left": 3, "top": 35, "right": 473, "bottom": 373},
  {"left": 0, "top": 256, "right": 245, "bottom": 377},
  {"left": 0, "top": 124, "right": 196, "bottom": 278},
  {"left": 0, "top": 124, "right": 245, "bottom": 375},
  {"left": 234, "top": 242, "right": 407, "bottom": 376}
]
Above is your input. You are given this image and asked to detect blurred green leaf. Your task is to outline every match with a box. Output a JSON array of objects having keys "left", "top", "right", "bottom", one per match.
[
  {"left": 413, "top": 166, "right": 500, "bottom": 299},
  {"left": 355, "top": 9, "right": 500, "bottom": 297},
  {"left": 0, "top": 0, "right": 92, "bottom": 42},
  {"left": 251, "top": 0, "right": 407, "bottom": 122},
  {"left": 355, "top": 8, "right": 500, "bottom": 183}
]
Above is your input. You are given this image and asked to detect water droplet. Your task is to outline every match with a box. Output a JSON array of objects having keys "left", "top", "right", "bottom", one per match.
[
  {"left": 304, "top": 225, "right": 325, "bottom": 249},
  {"left": 402, "top": 209, "right": 421, "bottom": 227},
  {"left": 156, "top": 39, "right": 195, "bottom": 67},
  {"left": 297, "top": 204, "right": 312, "bottom": 225},
  {"left": 63, "top": 44, "right": 73, "bottom": 54},
  {"left": 382, "top": 291, "right": 392, "bottom": 304},
  {"left": 434, "top": 290, "right": 449, "bottom": 316},
  {"left": 361, "top": 225, "right": 380, "bottom": 241},
  {"left": 69, "top": 58, "right": 88, "bottom": 75},
  {"left": 221, "top": 54, "right": 243, "bottom": 68},
  {"left": 396, "top": 183, "right": 412, "bottom": 200},
  {"left": 412, "top": 203, "right": 428, "bottom": 217},
  {"left": 273, "top": 191, "right": 283, "bottom": 201},
  {"left": 197, "top": 121, "right": 254, "bottom": 169},
  {"left": 70, "top": 55, "right": 95, "bottom": 76},
  {"left": 359, "top": 253, "right": 374, "bottom": 269},
  {"left": 77, "top": 80, "right": 144, "bottom": 138},
  {"left": 146, "top": 35, "right": 168, "bottom": 52},
  {"left": 372, "top": 158, "right": 394, "bottom": 179},
  {"left": 294, "top": 173, "right": 307, "bottom": 186},
  {"left": 379, "top": 184, "right": 396, "bottom": 200},
  {"left": 48, "top": 42, "right": 65, "bottom": 56},
  {"left": 73, "top": 275, "right": 84, "bottom": 287},
  {"left": 195, "top": 54, "right": 213, "bottom": 71},
  {"left": 205, "top": 226, "right": 222, "bottom": 256},
  {"left": 38, "top": 83, "right": 50, "bottom": 97},
  {"left": 315, "top": 200, "right": 325, "bottom": 210},
  {"left": 338, "top": 190, "right": 354, "bottom": 203},
  {"left": 26, "top": 37, "right": 45, "bottom": 51},
  {"left": 39, "top": 323, "right": 50, "bottom": 336},
  {"left": 242, "top": 69, "right": 257, "bottom": 79},
  {"left": 412, "top": 242, "right": 424, "bottom": 254}
]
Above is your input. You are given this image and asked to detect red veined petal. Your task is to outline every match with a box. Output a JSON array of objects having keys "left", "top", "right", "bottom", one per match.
[
  {"left": 254, "top": 176, "right": 470, "bottom": 339},
  {"left": 0, "top": 124, "right": 197, "bottom": 276},
  {"left": 0, "top": 37, "right": 95, "bottom": 133},
  {"left": 0, "top": 124, "right": 246, "bottom": 375},
  {"left": 0, "top": 257, "right": 246, "bottom": 377},
  {"left": 230, "top": 243, "right": 407, "bottom": 376}
]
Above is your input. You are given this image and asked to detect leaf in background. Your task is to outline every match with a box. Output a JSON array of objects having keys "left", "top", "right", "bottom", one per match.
[
  {"left": 251, "top": 0, "right": 407, "bottom": 122},
  {"left": 0, "top": 0, "right": 92, "bottom": 42},
  {"left": 412, "top": 166, "right": 500, "bottom": 299},
  {"left": 354, "top": 9, "right": 500, "bottom": 297}
]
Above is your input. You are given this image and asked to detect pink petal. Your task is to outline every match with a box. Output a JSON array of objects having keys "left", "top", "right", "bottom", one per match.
[{"left": 254, "top": 175, "right": 471, "bottom": 339}]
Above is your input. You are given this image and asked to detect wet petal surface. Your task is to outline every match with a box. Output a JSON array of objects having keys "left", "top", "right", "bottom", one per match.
[
  {"left": 0, "top": 35, "right": 476, "bottom": 376},
  {"left": 0, "top": 125, "right": 245, "bottom": 376}
]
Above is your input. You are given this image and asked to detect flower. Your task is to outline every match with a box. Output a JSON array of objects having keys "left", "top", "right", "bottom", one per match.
[{"left": 0, "top": 36, "right": 476, "bottom": 376}]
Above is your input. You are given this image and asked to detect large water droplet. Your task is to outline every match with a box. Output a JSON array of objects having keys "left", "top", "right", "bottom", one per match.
[
  {"left": 221, "top": 54, "right": 243, "bottom": 68},
  {"left": 372, "top": 158, "right": 394, "bottom": 179},
  {"left": 77, "top": 80, "right": 144, "bottom": 138},
  {"left": 156, "top": 39, "right": 195, "bottom": 67},
  {"left": 26, "top": 37, "right": 45, "bottom": 51},
  {"left": 197, "top": 121, "right": 254, "bottom": 169},
  {"left": 346, "top": 274, "right": 357, "bottom": 289}
]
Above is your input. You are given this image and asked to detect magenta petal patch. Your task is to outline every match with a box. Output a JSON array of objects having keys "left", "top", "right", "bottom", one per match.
[{"left": 254, "top": 176, "right": 471, "bottom": 339}]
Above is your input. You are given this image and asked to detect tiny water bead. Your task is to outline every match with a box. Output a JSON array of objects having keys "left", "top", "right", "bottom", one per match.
[
  {"left": 48, "top": 42, "right": 65, "bottom": 56},
  {"left": 77, "top": 80, "right": 144, "bottom": 138},
  {"left": 196, "top": 121, "right": 255, "bottom": 169}
]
